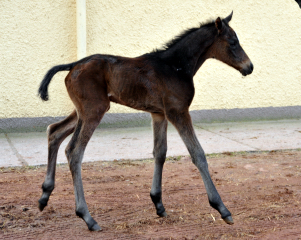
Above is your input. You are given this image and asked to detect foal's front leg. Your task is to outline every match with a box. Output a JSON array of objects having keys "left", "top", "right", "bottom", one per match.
[
  {"left": 167, "top": 110, "right": 233, "bottom": 224},
  {"left": 150, "top": 113, "right": 168, "bottom": 217}
]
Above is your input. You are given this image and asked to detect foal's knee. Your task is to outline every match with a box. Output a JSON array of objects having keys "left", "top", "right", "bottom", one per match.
[
  {"left": 153, "top": 145, "right": 167, "bottom": 161},
  {"left": 191, "top": 153, "right": 208, "bottom": 169},
  {"left": 65, "top": 146, "right": 78, "bottom": 164},
  {"left": 65, "top": 144, "right": 83, "bottom": 169}
]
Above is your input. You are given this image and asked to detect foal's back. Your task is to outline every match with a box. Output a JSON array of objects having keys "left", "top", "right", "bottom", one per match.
[{"left": 65, "top": 54, "right": 190, "bottom": 114}]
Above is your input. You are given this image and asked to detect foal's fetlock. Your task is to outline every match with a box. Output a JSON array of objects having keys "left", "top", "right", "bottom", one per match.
[
  {"left": 38, "top": 183, "right": 54, "bottom": 211},
  {"left": 222, "top": 215, "right": 234, "bottom": 225},
  {"left": 157, "top": 209, "right": 167, "bottom": 217},
  {"left": 209, "top": 200, "right": 233, "bottom": 224},
  {"left": 219, "top": 207, "right": 233, "bottom": 224},
  {"left": 38, "top": 193, "right": 51, "bottom": 211},
  {"left": 150, "top": 192, "right": 167, "bottom": 217},
  {"left": 76, "top": 209, "right": 102, "bottom": 231},
  {"left": 38, "top": 198, "right": 48, "bottom": 211},
  {"left": 87, "top": 219, "right": 102, "bottom": 231},
  {"left": 42, "top": 182, "right": 55, "bottom": 193}
]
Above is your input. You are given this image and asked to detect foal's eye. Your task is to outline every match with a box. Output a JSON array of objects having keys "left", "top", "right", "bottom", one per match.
[{"left": 228, "top": 40, "right": 237, "bottom": 48}]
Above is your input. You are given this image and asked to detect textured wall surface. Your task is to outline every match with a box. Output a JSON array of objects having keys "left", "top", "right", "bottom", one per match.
[
  {"left": 1, "top": 0, "right": 301, "bottom": 118},
  {"left": 0, "top": 0, "right": 76, "bottom": 118}
]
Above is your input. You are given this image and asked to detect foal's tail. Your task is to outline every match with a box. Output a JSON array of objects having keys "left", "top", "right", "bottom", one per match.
[{"left": 38, "top": 62, "right": 78, "bottom": 101}]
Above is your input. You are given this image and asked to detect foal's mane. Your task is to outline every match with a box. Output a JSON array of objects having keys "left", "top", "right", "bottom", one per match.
[{"left": 151, "top": 19, "right": 216, "bottom": 54}]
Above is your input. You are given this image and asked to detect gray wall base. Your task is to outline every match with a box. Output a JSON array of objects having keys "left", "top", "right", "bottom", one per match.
[{"left": 1, "top": 106, "right": 301, "bottom": 133}]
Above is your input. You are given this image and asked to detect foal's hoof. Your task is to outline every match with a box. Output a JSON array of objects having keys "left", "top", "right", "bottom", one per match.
[
  {"left": 89, "top": 223, "right": 102, "bottom": 231},
  {"left": 38, "top": 199, "right": 47, "bottom": 212},
  {"left": 223, "top": 215, "right": 234, "bottom": 225},
  {"left": 158, "top": 211, "right": 168, "bottom": 217}
]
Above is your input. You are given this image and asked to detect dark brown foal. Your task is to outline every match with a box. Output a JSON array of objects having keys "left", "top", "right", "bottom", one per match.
[{"left": 38, "top": 11, "right": 253, "bottom": 231}]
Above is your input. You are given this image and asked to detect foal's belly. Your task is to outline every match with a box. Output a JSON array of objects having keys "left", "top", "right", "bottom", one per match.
[{"left": 108, "top": 91, "right": 164, "bottom": 113}]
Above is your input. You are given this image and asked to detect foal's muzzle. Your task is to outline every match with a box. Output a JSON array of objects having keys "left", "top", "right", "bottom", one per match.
[{"left": 240, "top": 62, "right": 254, "bottom": 76}]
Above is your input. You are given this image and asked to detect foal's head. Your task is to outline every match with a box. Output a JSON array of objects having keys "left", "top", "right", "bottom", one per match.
[{"left": 210, "top": 11, "right": 253, "bottom": 76}]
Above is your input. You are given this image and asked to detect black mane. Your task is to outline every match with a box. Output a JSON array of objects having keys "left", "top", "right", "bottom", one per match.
[{"left": 151, "top": 19, "right": 216, "bottom": 54}]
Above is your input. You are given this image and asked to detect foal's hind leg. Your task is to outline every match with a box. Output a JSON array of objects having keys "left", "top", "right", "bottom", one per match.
[
  {"left": 150, "top": 113, "right": 168, "bottom": 217},
  {"left": 167, "top": 110, "right": 233, "bottom": 224},
  {"left": 39, "top": 110, "right": 77, "bottom": 211},
  {"left": 65, "top": 103, "right": 108, "bottom": 231}
]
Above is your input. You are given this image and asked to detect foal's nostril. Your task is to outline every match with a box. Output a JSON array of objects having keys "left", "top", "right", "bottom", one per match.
[
  {"left": 249, "top": 63, "right": 254, "bottom": 72},
  {"left": 240, "top": 62, "right": 254, "bottom": 76}
]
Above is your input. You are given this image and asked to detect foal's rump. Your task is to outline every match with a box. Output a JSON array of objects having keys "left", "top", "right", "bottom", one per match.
[
  {"left": 38, "top": 62, "right": 78, "bottom": 101},
  {"left": 38, "top": 55, "right": 103, "bottom": 102}
]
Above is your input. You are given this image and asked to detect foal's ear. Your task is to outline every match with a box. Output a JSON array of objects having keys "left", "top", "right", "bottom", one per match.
[
  {"left": 215, "top": 17, "right": 223, "bottom": 33},
  {"left": 224, "top": 11, "right": 233, "bottom": 24}
]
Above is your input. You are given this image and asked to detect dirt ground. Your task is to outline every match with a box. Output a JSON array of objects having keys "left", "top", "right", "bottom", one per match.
[{"left": 0, "top": 150, "right": 301, "bottom": 239}]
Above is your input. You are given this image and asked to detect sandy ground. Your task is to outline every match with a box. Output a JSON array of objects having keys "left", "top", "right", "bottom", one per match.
[{"left": 1, "top": 150, "right": 301, "bottom": 239}]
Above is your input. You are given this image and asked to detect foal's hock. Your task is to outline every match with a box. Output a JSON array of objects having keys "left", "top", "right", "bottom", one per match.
[{"left": 38, "top": 11, "right": 253, "bottom": 231}]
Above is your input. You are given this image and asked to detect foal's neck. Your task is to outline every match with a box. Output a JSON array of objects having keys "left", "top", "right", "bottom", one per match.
[{"left": 161, "top": 26, "right": 217, "bottom": 78}]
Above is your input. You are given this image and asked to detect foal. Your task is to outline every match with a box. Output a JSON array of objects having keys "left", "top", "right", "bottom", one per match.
[{"left": 38, "top": 12, "right": 253, "bottom": 231}]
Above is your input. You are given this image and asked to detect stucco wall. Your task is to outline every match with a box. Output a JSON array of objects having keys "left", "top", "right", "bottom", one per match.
[
  {"left": 0, "top": 0, "right": 76, "bottom": 118},
  {"left": 1, "top": 0, "right": 301, "bottom": 118}
]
